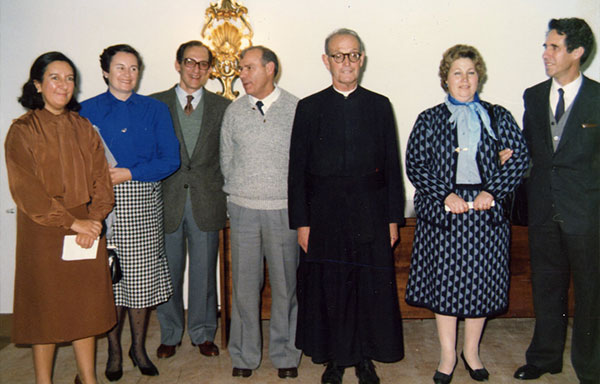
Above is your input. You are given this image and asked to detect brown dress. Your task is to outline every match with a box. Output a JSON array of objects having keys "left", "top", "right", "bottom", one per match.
[{"left": 5, "top": 108, "right": 116, "bottom": 344}]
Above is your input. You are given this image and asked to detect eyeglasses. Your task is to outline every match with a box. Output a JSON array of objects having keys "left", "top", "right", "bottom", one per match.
[
  {"left": 329, "top": 52, "right": 362, "bottom": 63},
  {"left": 182, "top": 58, "right": 210, "bottom": 70}
]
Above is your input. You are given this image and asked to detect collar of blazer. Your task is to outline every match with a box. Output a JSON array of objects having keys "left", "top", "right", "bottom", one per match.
[
  {"left": 527, "top": 77, "right": 596, "bottom": 155},
  {"left": 553, "top": 76, "right": 594, "bottom": 154}
]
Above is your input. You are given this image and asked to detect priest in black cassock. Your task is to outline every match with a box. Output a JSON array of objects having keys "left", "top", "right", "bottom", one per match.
[{"left": 288, "top": 28, "right": 405, "bottom": 384}]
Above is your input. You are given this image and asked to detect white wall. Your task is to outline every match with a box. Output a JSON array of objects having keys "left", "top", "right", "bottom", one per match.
[{"left": 1, "top": 0, "right": 598, "bottom": 313}]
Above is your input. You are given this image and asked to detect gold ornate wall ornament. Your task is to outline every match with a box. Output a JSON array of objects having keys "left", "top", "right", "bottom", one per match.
[{"left": 201, "top": 0, "right": 253, "bottom": 100}]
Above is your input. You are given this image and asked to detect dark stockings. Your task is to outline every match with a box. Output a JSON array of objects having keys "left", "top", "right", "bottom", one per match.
[
  {"left": 106, "top": 306, "right": 126, "bottom": 374},
  {"left": 106, "top": 306, "right": 155, "bottom": 373},
  {"left": 127, "top": 307, "right": 155, "bottom": 368}
]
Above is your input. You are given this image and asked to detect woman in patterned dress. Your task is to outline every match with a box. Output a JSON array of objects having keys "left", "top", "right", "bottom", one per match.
[
  {"left": 405, "top": 45, "right": 529, "bottom": 384},
  {"left": 6, "top": 52, "right": 115, "bottom": 384},
  {"left": 80, "top": 44, "right": 180, "bottom": 380}
]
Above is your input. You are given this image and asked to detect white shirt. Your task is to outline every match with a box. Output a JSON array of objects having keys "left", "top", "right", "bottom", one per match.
[
  {"left": 248, "top": 85, "right": 280, "bottom": 115},
  {"left": 175, "top": 85, "right": 203, "bottom": 110},
  {"left": 550, "top": 73, "right": 582, "bottom": 116}
]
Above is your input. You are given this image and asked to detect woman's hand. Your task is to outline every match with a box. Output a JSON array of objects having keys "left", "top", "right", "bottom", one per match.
[
  {"left": 297, "top": 226, "right": 310, "bottom": 253},
  {"left": 444, "top": 193, "right": 469, "bottom": 214},
  {"left": 473, "top": 191, "right": 495, "bottom": 210},
  {"left": 71, "top": 219, "right": 102, "bottom": 238},
  {"left": 499, "top": 148, "right": 513, "bottom": 166},
  {"left": 389, "top": 223, "right": 399, "bottom": 248},
  {"left": 75, "top": 233, "right": 96, "bottom": 249},
  {"left": 110, "top": 167, "right": 132, "bottom": 185}
]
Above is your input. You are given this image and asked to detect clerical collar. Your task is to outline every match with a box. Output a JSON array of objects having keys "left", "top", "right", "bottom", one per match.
[
  {"left": 248, "top": 85, "right": 280, "bottom": 114},
  {"left": 333, "top": 85, "right": 357, "bottom": 98},
  {"left": 176, "top": 85, "right": 203, "bottom": 110}
]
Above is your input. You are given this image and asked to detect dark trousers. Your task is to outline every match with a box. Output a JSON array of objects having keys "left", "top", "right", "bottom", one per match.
[{"left": 526, "top": 213, "right": 600, "bottom": 382}]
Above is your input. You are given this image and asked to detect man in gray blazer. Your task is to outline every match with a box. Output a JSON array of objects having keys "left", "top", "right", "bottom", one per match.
[
  {"left": 514, "top": 18, "right": 599, "bottom": 384},
  {"left": 151, "top": 40, "right": 230, "bottom": 359}
]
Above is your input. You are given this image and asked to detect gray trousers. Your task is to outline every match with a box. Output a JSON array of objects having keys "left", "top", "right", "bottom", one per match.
[
  {"left": 227, "top": 202, "right": 302, "bottom": 369},
  {"left": 156, "top": 198, "right": 219, "bottom": 345}
]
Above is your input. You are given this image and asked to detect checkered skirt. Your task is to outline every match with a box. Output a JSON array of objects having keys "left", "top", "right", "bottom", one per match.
[
  {"left": 109, "top": 181, "right": 173, "bottom": 308},
  {"left": 405, "top": 187, "right": 511, "bottom": 318}
]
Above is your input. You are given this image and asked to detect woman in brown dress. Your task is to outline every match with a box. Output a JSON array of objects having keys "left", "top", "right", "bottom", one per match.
[{"left": 5, "top": 52, "right": 116, "bottom": 384}]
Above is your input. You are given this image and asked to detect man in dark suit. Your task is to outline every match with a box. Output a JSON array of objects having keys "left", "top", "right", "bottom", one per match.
[
  {"left": 151, "top": 41, "right": 230, "bottom": 359},
  {"left": 514, "top": 18, "right": 599, "bottom": 384}
]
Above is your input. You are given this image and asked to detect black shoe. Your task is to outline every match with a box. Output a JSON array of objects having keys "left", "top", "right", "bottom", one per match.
[
  {"left": 322, "top": 362, "right": 345, "bottom": 384},
  {"left": 104, "top": 354, "right": 123, "bottom": 382},
  {"left": 433, "top": 360, "right": 457, "bottom": 384},
  {"left": 460, "top": 352, "right": 489, "bottom": 381},
  {"left": 278, "top": 367, "right": 298, "bottom": 378},
  {"left": 433, "top": 370, "right": 453, "bottom": 384},
  {"left": 232, "top": 367, "right": 252, "bottom": 377},
  {"left": 129, "top": 348, "right": 159, "bottom": 376},
  {"left": 514, "top": 364, "right": 561, "bottom": 380},
  {"left": 355, "top": 360, "right": 380, "bottom": 384},
  {"left": 105, "top": 367, "right": 123, "bottom": 382}
]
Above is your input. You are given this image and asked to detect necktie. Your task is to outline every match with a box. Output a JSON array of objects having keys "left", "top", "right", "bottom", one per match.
[
  {"left": 555, "top": 88, "right": 565, "bottom": 122},
  {"left": 184, "top": 95, "right": 194, "bottom": 116},
  {"left": 256, "top": 100, "right": 265, "bottom": 115}
]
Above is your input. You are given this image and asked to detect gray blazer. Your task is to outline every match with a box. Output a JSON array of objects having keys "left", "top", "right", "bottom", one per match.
[{"left": 151, "top": 86, "right": 231, "bottom": 232}]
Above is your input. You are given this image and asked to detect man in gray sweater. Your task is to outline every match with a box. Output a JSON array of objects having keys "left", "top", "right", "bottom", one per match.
[{"left": 220, "top": 46, "right": 301, "bottom": 379}]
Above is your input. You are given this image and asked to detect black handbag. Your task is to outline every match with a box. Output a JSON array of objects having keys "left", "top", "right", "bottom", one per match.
[{"left": 107, "top": 247, "right": 122, "bottom": 284}]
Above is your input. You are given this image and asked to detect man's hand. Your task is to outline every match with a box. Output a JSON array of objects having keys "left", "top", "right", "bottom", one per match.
[
  {"left": 297, "top": 226, "right": 310, "bottom": 253},
  {"left": 499, "top": 148, "right": 513, "bottom": 166},
  {"left": 389, "top": 223, "right": 399, "bottom": 247}
]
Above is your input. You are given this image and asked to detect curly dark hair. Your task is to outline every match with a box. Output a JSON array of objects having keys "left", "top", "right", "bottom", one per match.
[
  {"left": 548, "top": 18, "right": 595, "bottom": 65},
  {"left": 439, "top": 44, "right": 487, "bottom": 92},
  {"left": 99, "top": 44, "right": 143, "bottom": 85},
  {"left": 18, "top": 51, "right": 80, "bottom": 112}
]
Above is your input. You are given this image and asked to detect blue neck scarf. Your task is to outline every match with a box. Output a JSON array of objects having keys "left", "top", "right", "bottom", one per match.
[{"left": 445, "top": 93, "right": 495, "bottom": 184}]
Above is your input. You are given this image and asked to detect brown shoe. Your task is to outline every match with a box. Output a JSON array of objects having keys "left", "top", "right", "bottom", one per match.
[
  {"left": 278, "top": 367, "right": 299, "bottom": 378},
  {"left": 156, "top": 344, "right": 177, "bottom": 358},
  {"left": 197, "top": 341, "right": 219, "bottom": 356},
  {"left": 232, "top": 367, "right": 252, "bottom": 377}
]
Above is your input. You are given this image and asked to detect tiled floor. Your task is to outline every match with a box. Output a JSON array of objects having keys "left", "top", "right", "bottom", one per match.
[{"left": 0, "top": 315, "right": 579, "bottom": 383}]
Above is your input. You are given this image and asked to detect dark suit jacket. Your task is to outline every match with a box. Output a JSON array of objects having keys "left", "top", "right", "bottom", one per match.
[
  {"left": 523, "top": 76, "right": 600, "bottom": 234},
  {"left": 151, "top": 86, "right": 231, "bottom": 232}
]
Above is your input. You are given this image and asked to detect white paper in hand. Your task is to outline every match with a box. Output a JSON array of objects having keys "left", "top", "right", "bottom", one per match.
[
  {"left": 444, "top": 201, "right": 495, "bottom": 212},
  {"left": 61, "top": 235, "right": 98, "bottom": 261}
]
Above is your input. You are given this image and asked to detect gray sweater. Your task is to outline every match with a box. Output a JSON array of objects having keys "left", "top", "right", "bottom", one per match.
[{"left": 220, "top": 88, "right": 299, "bottom": 210}]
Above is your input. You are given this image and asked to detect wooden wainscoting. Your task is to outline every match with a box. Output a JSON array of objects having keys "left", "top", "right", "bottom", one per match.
[{"left": 218, "top": 218, "right": 574, "bottom": 348}]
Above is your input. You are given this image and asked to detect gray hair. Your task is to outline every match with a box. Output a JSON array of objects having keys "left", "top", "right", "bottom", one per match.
[
  {"left": 324, "top": 28, "right": 365, "bottom": 55},
  {"left": 240, "top": 45, "right": 279, "bottom": 77}
]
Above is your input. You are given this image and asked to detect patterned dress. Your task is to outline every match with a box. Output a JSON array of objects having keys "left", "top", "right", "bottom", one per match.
[{"left": 405, "top": 101, "right": 529, "bottom": 317}]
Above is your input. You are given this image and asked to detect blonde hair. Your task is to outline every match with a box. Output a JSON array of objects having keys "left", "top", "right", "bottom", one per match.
[{"left": 439, "top": 44, "right": 487, "bottom": 92}]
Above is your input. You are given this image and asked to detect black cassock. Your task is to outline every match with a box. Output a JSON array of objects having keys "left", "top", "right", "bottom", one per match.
[{"left": 288, "top": 86, "right": 405, "bottom": 365}]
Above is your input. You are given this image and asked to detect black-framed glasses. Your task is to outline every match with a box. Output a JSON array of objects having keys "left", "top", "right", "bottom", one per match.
[
  {"left": 329, "top": 52, "right": 362, "bottom": 63},
  {"left": 182, "top": 58, "right": 210, "bottom": 70}
]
